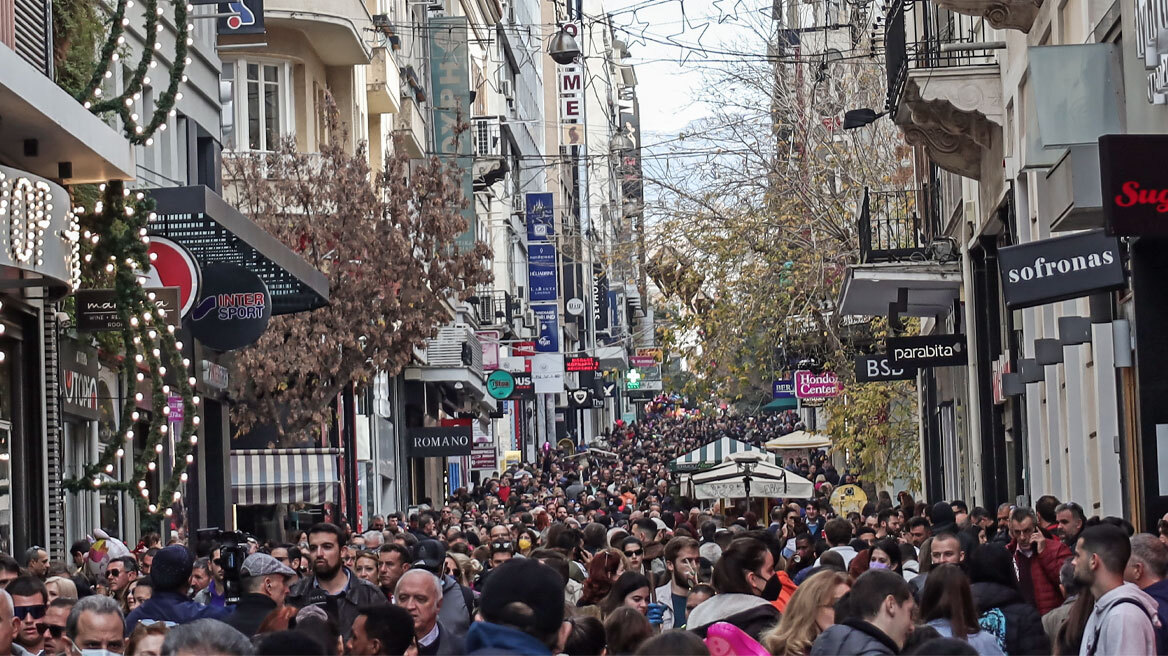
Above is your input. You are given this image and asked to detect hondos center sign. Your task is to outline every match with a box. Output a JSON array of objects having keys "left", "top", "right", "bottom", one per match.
[{"left": 409, "top": 426, "right": 473, "bottom": 458}]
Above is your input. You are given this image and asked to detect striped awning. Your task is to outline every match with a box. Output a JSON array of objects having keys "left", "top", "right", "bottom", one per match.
[
  {"left": 231, "top": 448, "right": 341, "bottom": 506},
  {"left": 670, "top": 437, "right": 773, "bottom": 472}
]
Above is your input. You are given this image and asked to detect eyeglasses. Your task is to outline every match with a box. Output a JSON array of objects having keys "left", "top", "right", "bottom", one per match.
[
  {"left": 624, "top": 549, "right": 644, "bottom": 557},
  {"left": 106, "top": 569, "right": 124, "bottom": 578},
  {"left": 14, "top": 605, "right": 46, "bottom": 620},
  {"left": 40, "top": 624, "right": 66, "bottom": 638}
]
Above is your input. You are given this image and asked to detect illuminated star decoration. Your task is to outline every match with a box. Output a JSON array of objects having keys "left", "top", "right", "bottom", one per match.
[
  {"left": 665, "top": 0, "right": 712, "bottom": 67},
  {"left": 621, "top": 9, "right": 651, "bottom": 51},
  {"left": 711, "top": 0, "right": 748, "bottom": 24}
]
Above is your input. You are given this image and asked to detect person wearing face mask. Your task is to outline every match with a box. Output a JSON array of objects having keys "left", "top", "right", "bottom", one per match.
[
  {"left": 684, "top": 537, "right": 782, "bottom": 641},
  {"left": 66, "top": 595, "right": 127, "bottom": 656}
]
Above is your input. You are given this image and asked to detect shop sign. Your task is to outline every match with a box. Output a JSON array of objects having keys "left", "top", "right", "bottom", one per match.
[
  {"left": 592, "top": 265, "right": 609, "bottom": 334},
  {"left": 528, "top": 244, "right": 558, "bottom": 302},
  {"left": 568, "top": 388, "right": 594, "bottom": 408},
  {"left": 565, "top": 356, "right": 600, "bottom": 372},
  {"left": 534, "top": 304, "right": 559, "bottom": 352},
  {"left": 476, "top": 331, "right": 500, "bottom": 371},
  {"left": 793, "top": 370, "right": 841, "bottom": 399},
  {"left": 409, "top": 426, "right": 473, "bottom": 458},
  {"left": 636, "top": 348, "right": 664, "bottom": 363},
  {"left": 526, "top": 192, "right": 555, "bottom": 242},
  {"left": 144, "top": 236, "right": 201, "bottom": 317},
  {"left": 76, "top": 288, "right": 180, "bottom": 332},
  {"left": 509, "top": 372, "right": 535, "bottom": 399},
  {"left": 997, "top": 229, "right": 1125, "bottom": 308},
  {"left": 1135, "top": 1, "right": 1168, "bottom": 104},
  {"left": 886, "top": 334, "right": 968, "bottom": 368},
  {"left": 486, "top": 370, "right": 516, "bottom": 400},
  {"left": 513, "top": 341, "right": 535, "bottom": 357},
  {"left": 60, "top": 339, "right": 99, "bottom": 420},
  {"left": 640, "top": 379, "right": 664, "bottom": 391},
  {"left": 189, "top": 262, "right": 272, "bottom": 351},
  {"left": 630, "top": 356, "right": 656, "bottom": 368},
  {"left": 800, "top": 397, "right": 826, "bottom": 408},
  {"left": 566, "top": 298, "right": 585, "bottom": 315},
  {"left": 532, "top": 353, "right": 565, "bottom": 394},
  {"left": 167, "top": 394, "right": 185, "bottom": 423},
  {"left": 1100, "top": 134, "right": 1168, "bottom": 235},
  {"left": 470, "top": 446, "right": 497, "bottom": 471},
  {"left": 772, "top": 380, "right": 795, "bottom": 399},
  {"left": 429, "top": 16, "right": 475, "bottom": 251},
  {"left": 201, "top": 360, "right": 229, "bottom": 391},
  {"left": 854, "top": 355, "right": 917, "bottom": 382},
  {"left": 216, "top": 0, "right": 265, "bottom": 35}
]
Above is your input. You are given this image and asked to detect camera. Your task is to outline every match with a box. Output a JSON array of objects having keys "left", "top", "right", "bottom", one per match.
[{"left": 196, "top": 528, "right": 250, "bottom": 605}]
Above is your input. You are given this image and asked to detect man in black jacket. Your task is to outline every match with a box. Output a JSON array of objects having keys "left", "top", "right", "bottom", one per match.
[
  {"left": 224, "top": 553, "right": 296, "bottom": 637},
  {"left": 811, "top": 569, "right": 916, "bottom": 655},
  {"left": 286, "top": 523, "right": 389, "bottom": 639}
]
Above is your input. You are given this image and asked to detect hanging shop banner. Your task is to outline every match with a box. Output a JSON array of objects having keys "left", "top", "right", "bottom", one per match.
[
  {"left": 60, "top": 339, "right": 99, "bottom": 420},
  {"left": 189, "top": 262, "right": 272, "bottom": 351},
  {"left": 409, "top": 425, "right": 473, "bottom": 458},
  {"left": 430, "top": 16, "right": 475, "bottom": 251},
  {"left": 772, "top": 380, "right": 795, "bottom": 399},
  {"left": 568, "top": 388, "right": 594, "bottom": 408},
  {"left": 886, "top": 334, "right": 968, "bottom": 368},
  {"left": 476, "top": 330, "right": 500, "bottom": 371},
  {"left": 565, "top": 356, "right": 600, "bottom": 372},
  {"left": 630, "top": 356, "right": 656, "bottom": 368},
  {"left": 486, "top": 370, "right": 516, "bottom": 400},
  {"left": 528, "top": 244, "right": 558, "bottom": 302},
  {"left": 1100, "top": 134, "right": 1168, "bottom": 236},
  {"left": 793, "top": 370, "right": 841, "bottom": 399},
  {"left": 470, "top": 446, "right": 498, "bottom": 471},
  {"left": 531, "top": 353, "right": 565, "bottom": 394},
  {"left": 509, "top": 372, "right": 536, "bottom": 399},
  {"left": 144, "top": 236, "right": 201, "bottom": 317},
  {"left": 854, "top": 355, "right": 917, "bottom": 383},
  {"left": 534, "top": 303, "right": 559, "bottom": 352},
  {"left": 997, "top": 229, "right": 1125, "bottom": 309},
  {"left": 216, "top": 1, "right": 265, "bottom": 36},
  {"left": 76, "top": 288, "right": 180, "bottom": 332},
  {"left": 526, "top": 192, "right": 555, "bottom": 242},
  {"left": 592, "top": 265, "right": 610, "bottom": 334}
]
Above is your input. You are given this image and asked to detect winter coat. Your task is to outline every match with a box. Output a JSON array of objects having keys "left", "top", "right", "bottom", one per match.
[
  {"left": 925, "top": 618, "right": 1006, "bottom": 656},
  {"left": 971, "top": 581, "right": 1051, "bottom": 656},
  {"left": 770, "top": 570, "right": 799, "bottom": 614},
  {"left": 1007, "top": 537, "right": 1072, "bottom": 615},
  {"left": 1143, "top": 578, "right": 1168, "bottom": 655},
  {"left": 464, "top": 621, "right": 553, "bottom": 656},
  {"left": 1042, "top": 595, "right": 1076, "bottom": 647},
  {"left": 438, "top": 573, "right": 473, "bottom": 641},
  {"left": 222, "top": 592, "right": 278, "bottom": 637},
  {"left": 286, "top": 568, "right": 390, "bottom": 639},
  {"left": 654, "top": 580, "right": 679, "bottom": 630},
  {"left": 124, "top": 590, "right": 232, "bottom": 635},
  {"left": 810, "top": 619, "right": 900, "bottom": 656},
  {"left": 686, "top": 593, "right": 782, "bottom": 641},
  {"left": 1080, "top": 582, "right": 1159, "bottom": 656}
]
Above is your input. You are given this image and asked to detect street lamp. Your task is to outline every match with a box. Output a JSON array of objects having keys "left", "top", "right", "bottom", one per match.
[
  {"left": 843, "top": 108, "right": 887, "bottom": 130},
  {"left": 611, "top": 130, "right": 635, "bottom": 152},
  {"left": 549, "top": 26, "right": 581, "bottom": 65}
]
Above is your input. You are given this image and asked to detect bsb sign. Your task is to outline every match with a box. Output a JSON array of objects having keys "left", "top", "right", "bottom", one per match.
[
  {"left": 886, "top": 335, "right": 967, "bottom": 368},
  {"left": 854, "top": 355, "right": 917, "bottom": 383},
  {"left": 793, "top": 370, "right": 840, "bottom": 399},
  {"left": 1100, "top": 134, "right": 1168, "bottom": 236},
  {"left": 997, "top": 229, "right": 1125, "bottom": 309},
  {"left": 772, "top": 380, "right": 795, "bottom": 399}
]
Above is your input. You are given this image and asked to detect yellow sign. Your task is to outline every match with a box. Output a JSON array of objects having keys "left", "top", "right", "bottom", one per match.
[
  {"left": 830, "top": 484, "right": 869, "bottom": 516},
  {"left": 502, "top": 450, "right": 521, "bottom": 470},
  {"left": 636, "top": 347, "right": 664, "bottom": 363}
]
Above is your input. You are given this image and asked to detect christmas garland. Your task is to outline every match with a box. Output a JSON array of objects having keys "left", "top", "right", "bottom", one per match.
[
  {"left": 78, "top": 0, "right": 191, "bottom": 146},
  {"left": 63, "top": 181, "right": 199, "bottom": 519}
]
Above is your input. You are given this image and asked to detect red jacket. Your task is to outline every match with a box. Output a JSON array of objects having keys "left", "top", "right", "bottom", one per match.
[{"left": 1008, "top": 535, "right": 1072, "bottom": 615}]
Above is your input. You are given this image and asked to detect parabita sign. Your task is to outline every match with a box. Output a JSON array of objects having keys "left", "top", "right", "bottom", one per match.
[{"left": 886, "top": 335, "right": 968, "bottom": 368}]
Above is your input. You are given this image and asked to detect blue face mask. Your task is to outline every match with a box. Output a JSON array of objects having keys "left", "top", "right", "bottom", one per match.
[
  {"left": 80, "top": 650, "right": 121, "bottom": 656},
  {"left": 869, "top": 561, "right": 889, "bottom": 570}
]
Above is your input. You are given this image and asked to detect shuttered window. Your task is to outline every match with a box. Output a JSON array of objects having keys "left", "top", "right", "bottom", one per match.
[{"left": 12, "top": 0, "right": 50, "bottom": 76}]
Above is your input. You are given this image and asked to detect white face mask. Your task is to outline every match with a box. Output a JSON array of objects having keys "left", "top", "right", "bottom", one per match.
[{"left": 80, "top": 650, "right": 121, "bottom": 656}]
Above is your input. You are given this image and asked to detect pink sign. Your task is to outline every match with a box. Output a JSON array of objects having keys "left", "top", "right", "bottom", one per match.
[
  {"left": 476, "top": 331, "right": 500, "bottom": 371},
  {"left": 793, "top": 370, "right": 841, "bottom": 399}
]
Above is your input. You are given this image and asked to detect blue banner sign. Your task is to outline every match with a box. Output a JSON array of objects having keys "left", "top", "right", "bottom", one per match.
[
  {"left": 772, "top": 380, "right": 795, "bottom": 399},
  {"left": 534, "top": 303, "right": 559, "bottom": 352},
  {"left": 526, "top": 192, "right": 555, "bottom": 242},
  {"left": 528, "top": 243, "right": 558, "bottom": 302}
]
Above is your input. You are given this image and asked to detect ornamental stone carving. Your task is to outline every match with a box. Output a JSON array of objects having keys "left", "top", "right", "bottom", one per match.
[
  {"left": 932, "top": 0, "right": 1044, "bottom": 33},
  {"left": 893, "top": 67, "right": 1003, "bottom": 180}
]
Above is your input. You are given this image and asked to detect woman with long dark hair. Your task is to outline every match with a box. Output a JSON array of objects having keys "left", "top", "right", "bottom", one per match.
[
  {"left": 920, "top": 564, "right": 1005, "bottom": 655},
  {"left": 967, "top": 544, "right": 1050, "bottom": 655},
  {"left": 600, "top": 572, "right": 653, "bottom": 617},
  {"left": 684, "top": 537, "right": 781, "bottom": 640}
]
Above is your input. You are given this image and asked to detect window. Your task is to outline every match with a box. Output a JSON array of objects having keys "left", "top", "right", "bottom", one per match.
[{"left": 222, "top": 58, "right": 293, "bottom": 151}]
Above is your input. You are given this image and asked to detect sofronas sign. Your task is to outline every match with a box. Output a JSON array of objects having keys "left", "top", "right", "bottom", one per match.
[
  {"left": 1100, "top": 134, "right": 1168, "bottom": 236},
  {"left": 996, "top": 229, "right": 1124, "bottom": 309}
]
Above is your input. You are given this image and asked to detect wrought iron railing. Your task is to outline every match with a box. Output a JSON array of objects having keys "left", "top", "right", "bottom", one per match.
[
  {"left": 471, "top": 289, "right": 514, "bottom": 326},
  {"left": 884, "top": 0, "right": 998, "bottom": 112},
  {"left": 472, "top": 116, "right": 502, "bottom": 157},
  {"left": 858, "top": 182, "right": 943, "bottom": 264}
]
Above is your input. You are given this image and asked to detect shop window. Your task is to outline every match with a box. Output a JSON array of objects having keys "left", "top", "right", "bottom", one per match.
[{"left": 221, "top": 58, "right": 294, "bottom": 152}]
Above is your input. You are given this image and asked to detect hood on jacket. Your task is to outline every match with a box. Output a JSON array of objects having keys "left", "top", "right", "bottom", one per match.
[
  {"left": 1093, "top": 582, "right": 1161, "bottom": 623},
  {"left": 686, "top": 593, "right": 773, "bottom": 630},
  {"left": 971, "top": 581, "right": 1027, "bottom": 613},
  {"left": 464, "top": 621, "right": 553, "bottom": 655}
]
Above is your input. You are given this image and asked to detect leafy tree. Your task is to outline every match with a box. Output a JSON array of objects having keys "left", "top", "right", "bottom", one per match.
[{"left": 223, "top": 112, "right": 491, "bottom": 439}]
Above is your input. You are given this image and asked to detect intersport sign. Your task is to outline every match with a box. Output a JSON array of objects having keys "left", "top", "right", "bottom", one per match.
[
  {"left": 793, "top": 370, "right": 841, "bottom": 399},
  {"left": 886, "top": 335, "right": 968, "bottom": 368},
  {"left": 997, "top": 229, "right": 1124, "bottom": 309}
]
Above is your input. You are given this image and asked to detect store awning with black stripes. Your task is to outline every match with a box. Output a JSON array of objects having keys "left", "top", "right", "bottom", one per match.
[{"left": 231, "top": 448, "right": 341, "bottom": 506}]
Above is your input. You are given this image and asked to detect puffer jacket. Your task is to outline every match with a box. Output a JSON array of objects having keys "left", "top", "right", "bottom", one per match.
[
  {"left": 810, "top": 620, "right": 900, "bottom": 656},
  {"left": 1007, "top": 536, "right": 1072, "bottom": 616},
  {"left": 686, "top": 593, "right": 782, "bottom": 641},
  {"left": 971, "top": 581, "right": 1051, "bottom": 656}
]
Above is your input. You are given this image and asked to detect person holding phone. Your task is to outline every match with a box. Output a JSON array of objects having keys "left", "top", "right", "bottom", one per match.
[
  {"left": 1007, "top": 506, "right": 1072, "bottom": 615},
  {"left": 652, "top": 537, "right": 700, "bottom": 629}
]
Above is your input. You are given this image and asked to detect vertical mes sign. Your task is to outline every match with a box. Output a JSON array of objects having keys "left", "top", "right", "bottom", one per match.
[{"left": 430, "top": 17, "right": 475, "bottom": 251}]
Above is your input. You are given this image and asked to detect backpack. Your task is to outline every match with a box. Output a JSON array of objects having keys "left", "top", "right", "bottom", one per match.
[
  {"left": 1085, "top": 597, "right": 1153, "bottom": 656},
  {"left": 978, "top": 607, "right": 1008, "bottom": 652}
]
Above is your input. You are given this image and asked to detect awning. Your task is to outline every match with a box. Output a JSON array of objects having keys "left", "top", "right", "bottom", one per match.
[
  {"left": 147, "top": 185, "right": 330, "bottom": 315},
  {"left": 838, "top": 262, "right": 962, "bottom": 318},
  {"left": 231, "top": 448, "right": 341, "bottom": 505},
  {"left": 690, "top": 460, "right": 815, "bottom": 500},
  {"left": 670, "top": 437, "right": 773, "bottom": 472},
  {"left": 764, "top": 430, "right": 833, "bottom": 450},
  {"left": 762, "top": 397, "right": 798, "bottom": 411}
]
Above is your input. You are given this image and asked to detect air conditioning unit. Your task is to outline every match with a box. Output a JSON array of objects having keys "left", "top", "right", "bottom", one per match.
[
  {"left": 499, "top": 79, "right": 514, "bottom": 102},
  {"left": 523, "top": 308, "right": 536, "bottom": 328}
]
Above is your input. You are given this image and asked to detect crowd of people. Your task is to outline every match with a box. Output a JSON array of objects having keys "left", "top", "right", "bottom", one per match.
[{"left": 0, "top": 410, "right": 1166, "bottom": 656}]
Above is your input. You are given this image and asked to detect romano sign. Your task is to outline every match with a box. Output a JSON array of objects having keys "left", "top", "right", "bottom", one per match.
[
  {"left": 886, "top": 335, "right": 967, "bottom": 368},
  {"left": 408, "top": 426, "right": 473, "bottom": 458},
  {"left": 997, "top": 229, "right": 1124, "bottom": 308}
]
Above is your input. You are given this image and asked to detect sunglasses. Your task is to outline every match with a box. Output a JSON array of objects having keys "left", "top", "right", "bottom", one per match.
[
  {"left": 139, "top": 620, "right": 178, "bottom": 628},
  {"left": 40, "top": 624, "right": 66, "bottom": 638},
  {"left": 14, "top": 605, "right": 46, "bottom": 620},
  {"left": 106, "top": 569, "right": 124, "bottom": 578},
  {"left": 624, "top": 549, "right": 644, "bottom": 557}
]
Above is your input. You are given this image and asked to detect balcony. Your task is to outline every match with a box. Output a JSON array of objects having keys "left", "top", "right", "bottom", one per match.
[
  {"left": 404, "top": 324, "right": 491, "bottom": 405},
  {"left": 470, "top": 289, "right": 516, "bottom": 329},
  {"left": 367, "top": 46, "right": 401, "bottom": 115},
  {"left": 886, "top": 0, "right": 1003, "bottom": 180},
  {"left": 229, "top": 0, "right": 372, "bottom": 65},
  {"left": 472, "top": 116, "right": 508, "bottom": 188},
  {"left": 931, "top": 0, "right": 1043, "bottom": 33},
  {"left": 395, "top": 95, "right": 427, "bottom": 158},
  {"left": 858, "top": 187, "right": 938, "bottom": 264}
]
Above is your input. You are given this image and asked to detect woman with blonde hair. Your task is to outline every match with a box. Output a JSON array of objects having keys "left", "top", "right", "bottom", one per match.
[
  {"left": 761, "top": 569, "right": 851, "bottom": 656},
  {"left": 45, "top": 576, "right": 78, "bottom": 602},
  {"left": 445, "top": 552, "right": 478, "bottom": 588}
]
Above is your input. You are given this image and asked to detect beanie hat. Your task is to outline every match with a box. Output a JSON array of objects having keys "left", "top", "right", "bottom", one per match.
[
  {"left": 150, "top": 545, "right": 193, "bottom": 592},
  {"left": 479, "top": 558, "right": 565, "bottom": 635}
]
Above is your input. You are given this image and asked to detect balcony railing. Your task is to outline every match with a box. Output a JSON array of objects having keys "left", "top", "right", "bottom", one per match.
[
  {"left": 885, "top": 0, "right": 997, "bottom": 112},
  {"left": 858, "top": 183, "right": 943, "bottom": 264},
  {"left": 471, "top": 289, "right": 515, "bottom": 327},
  {"left": 472, "top": 116, "right": 502, "bottom": 158}
]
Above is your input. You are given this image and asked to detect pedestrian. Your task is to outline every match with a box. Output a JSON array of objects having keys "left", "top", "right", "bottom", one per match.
[
  {"left": 45, "top": 575, "right": 78, "bottom": 603},
  {"left": 815, "top": 519, "right": 858, "bottom": 569},
  {"left": 562, "top": 616, "right": 606, "bottom": 656},
  {"left": 126, "top": 621, "right": 169, "bottom": 656},
  {"left": 345, "top": 604, "right": 417, "bottom": 656},
  {"left": 918, "top": 564, "right": 1004, "bottom": 655},
  {"left": 604, "top": 607, "right": 653, "bottom": 655},
  {"left": 0, "top": 590, "right": 17, "bottom": 656},
  {"left": 43, "top": 597, "right": 75, "bottom": 656},
  {"left": 761, "top": 569, "right": 850, "bottom": 656},
  {"left": 352, "top": 550, "right": 378, "bottom": 586},
  {"left": 598, "top": 572, "right": 652, "bottom": 618},
  {"left": 635, "top": 629, "right": 709, "bottom": 656},
  {"left": 8, "top": 576, "right": 49, "bottom": 656},
  {"left": 911, "top": 531, "right": 965, "bottom": 598},
  {"left": 685, "top": 537, "right": 781, "bottom": 640},
  {"left": 124, "top": 545, "right": 231, "bottom": 635},
  {"left": 394, "top": 570, "right": 464, "bottom": 655},
  {"left": 1056, "top": 503, "right": 1087, "bottom": 549},
  {"left": 223, "top": 552, "right": 296, "bottom": 637},
  {"left": 1125, "top": 533, "right": 1168, "bottom": 652},
  {"left": 187, "top": 558, "right": 211, "bottom": 599},
  {"left": 1043, "top": 559, "right": 1083, "bottom": 646},
  {"left": 255, "top": 629, "right": 326, "bottom": 656},
  {"left": 1007, "top": 507, "right": 1072, "bottom": 615},
  {"left": 66, "top": 595, "right": 127, "bottom": 655},
  {"left": 376, "top": 544, "right": 411, "bottom": 600},
  {"left": 21, "top": 548, "right": 49, "bottom": 581},
  {"left": 410, "top": 539, "right": 473, "bottom": 641},
  {"left": 809, "top": 569, "right": 916, "bottom": 656},
  {"left": 464, "top": 559, "right": 570, "bottom": 655},
  {"left": 1073, "top": 524, "right": 1158, "bottom": 656},
  {"left": 966, "top": 543, "right": 1050, "bottom": 655},
  {"left": 285, "top": 523, "right": 388, "bottom": 640},
  {"left": 191, "top": 547, "right": 225, "bottom": 608},
  {"left": 159, "top": 618, "right": 253, "bottom": 655},
  {"left": 105, "top": 556, "right": 139, "bottom": 614},
  {"left": 654, "top": 536, "right": 700, "bottom": 629},
  {"left": 579, "top": 549, "right": 624, "bottom": 607}
]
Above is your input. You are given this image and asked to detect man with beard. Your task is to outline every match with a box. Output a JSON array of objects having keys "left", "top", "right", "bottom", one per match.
[
  {"left": 1074, "top": 524, "right": 1157, "bottom": 656},
  {"left": 287, "top": 523, "right": 388, "bottom": 639},
  {"left": 653, "top": 537, "right": 700, "bottom": 629}
]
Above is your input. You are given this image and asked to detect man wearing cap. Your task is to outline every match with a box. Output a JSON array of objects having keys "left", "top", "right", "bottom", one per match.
[
  {"left": 411, "top": 540, "right": 473, "bottom": 641},
  {"left": 123, "top": 545, "right": 230, "bottom": 635},
  {"left": 224, "top": 553, "right": 296, "bottom": 637},
  {"left": 465, "top": 559, "right": 572, "bottom": 656}
]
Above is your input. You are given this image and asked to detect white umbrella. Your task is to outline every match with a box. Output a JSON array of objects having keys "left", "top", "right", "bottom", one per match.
[
  {"left": 691, "top": 457, "right": 816, "bottom": 500},
  {"left": 764, "top": 430, "right": 832, "bottom": 451}
]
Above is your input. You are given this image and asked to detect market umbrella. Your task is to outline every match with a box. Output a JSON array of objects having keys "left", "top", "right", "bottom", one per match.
[{"left": 763, "top": 430, "right": 832, "bottom": 451}]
